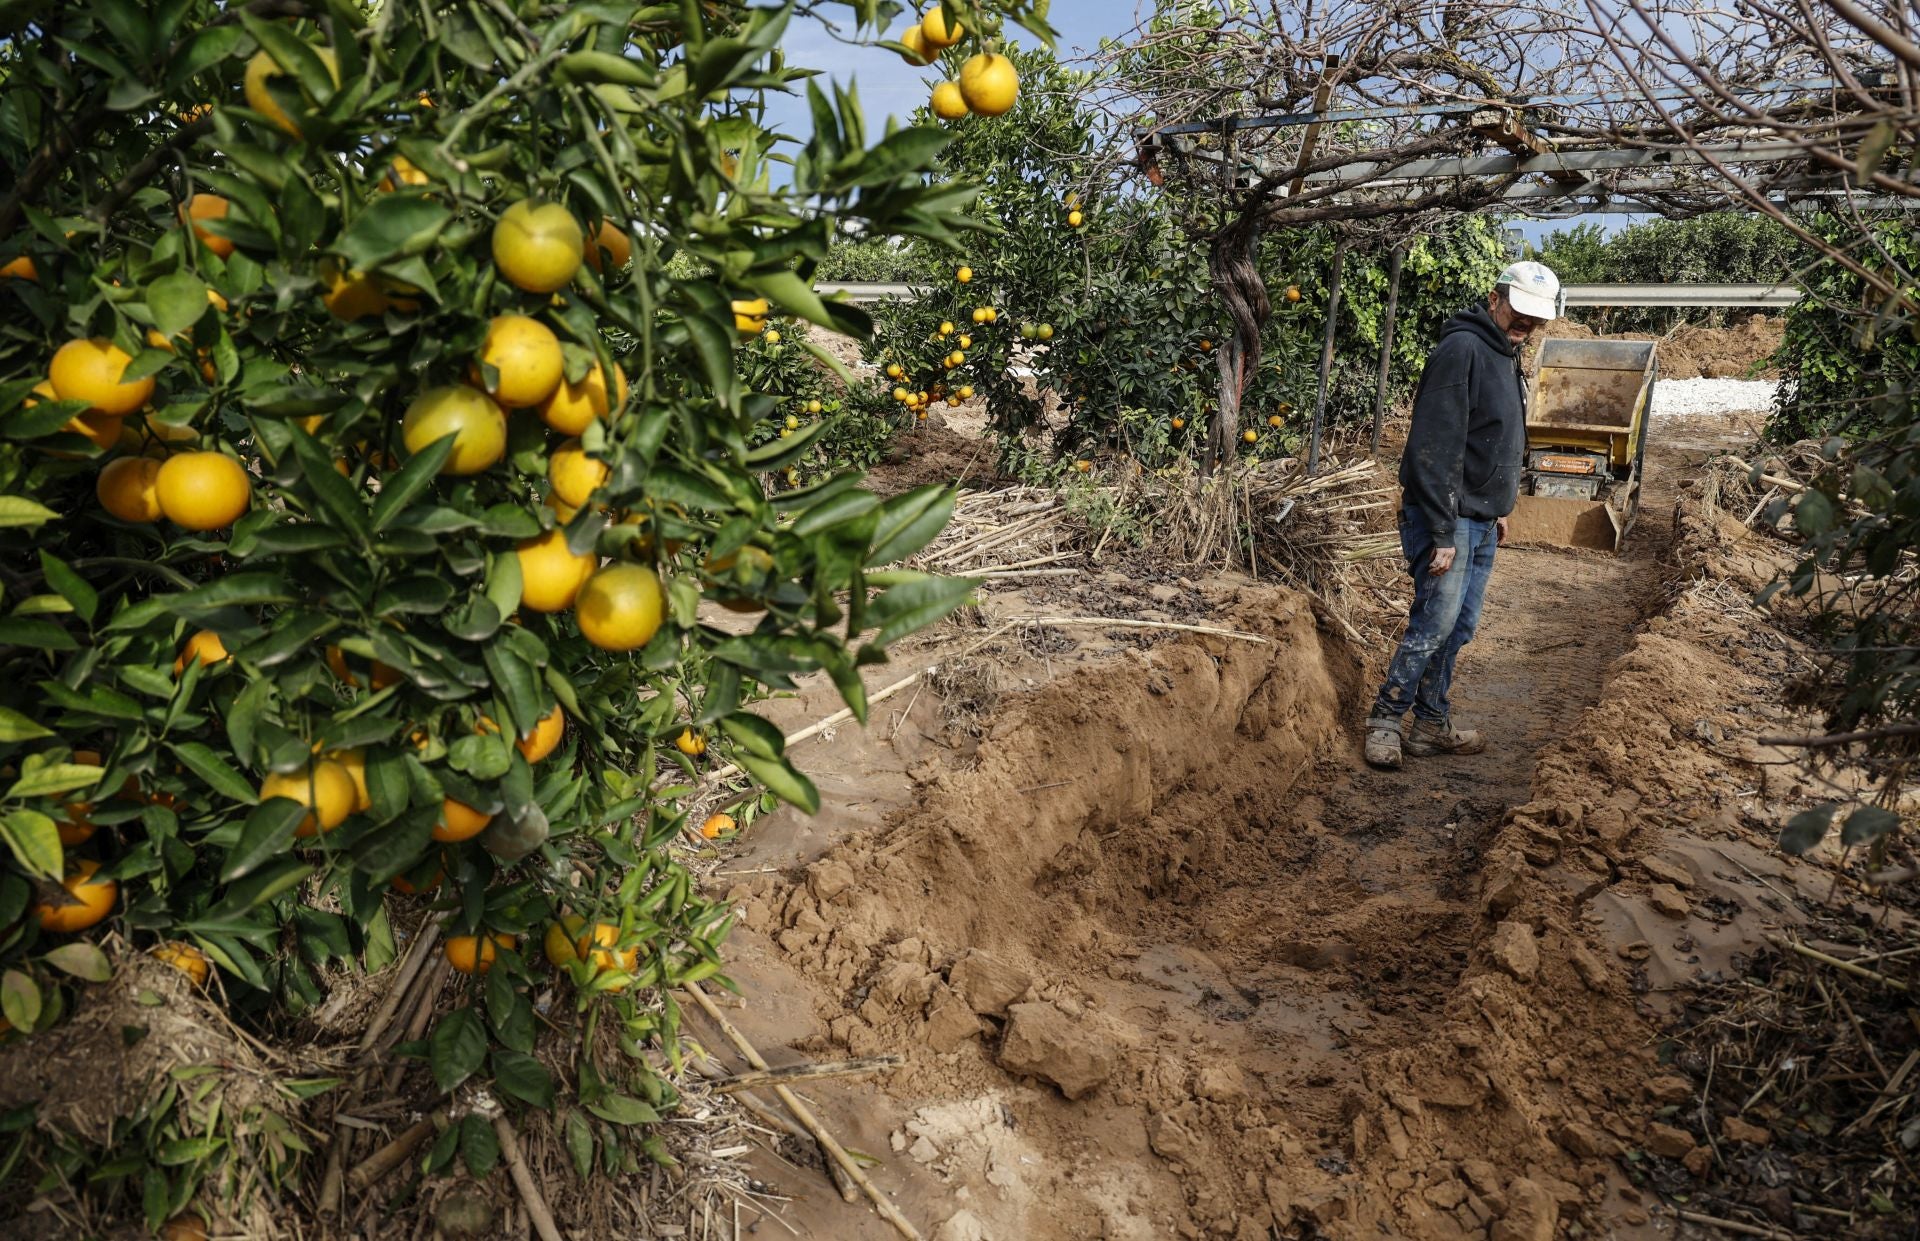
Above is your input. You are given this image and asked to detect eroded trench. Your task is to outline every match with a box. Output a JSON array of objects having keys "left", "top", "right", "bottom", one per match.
[{"left": 722, "top": 544, "right": 1664, "bottom": 1240}]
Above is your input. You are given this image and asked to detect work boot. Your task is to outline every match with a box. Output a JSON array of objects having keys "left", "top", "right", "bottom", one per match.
[
  {"left": 1364, "top": 719, "right": 1404, "bottom": 770},
  {"left": 1404, "top": 718, "right": 1486, "bottom": 757}
]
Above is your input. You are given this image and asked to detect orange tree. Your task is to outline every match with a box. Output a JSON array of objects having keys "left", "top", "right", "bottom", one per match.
[
  {"left": 0, "top": 0, "right": 1049, "bottom": 1222},
  {"left": 862, "top": 41, "right": 1508, "bottom": 474}
]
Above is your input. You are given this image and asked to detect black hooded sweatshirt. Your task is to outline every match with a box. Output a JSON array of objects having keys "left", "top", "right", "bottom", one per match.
[{"left": 1398, "top": 304, "right": 1528, "bottom": 542}]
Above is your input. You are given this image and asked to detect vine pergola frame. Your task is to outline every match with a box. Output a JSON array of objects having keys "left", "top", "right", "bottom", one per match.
[{"left": 1134, "top": 67, "right": 1918, "bottom": 473}]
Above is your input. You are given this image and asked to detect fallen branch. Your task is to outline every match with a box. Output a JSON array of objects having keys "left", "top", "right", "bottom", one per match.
[
  {"left": 696, "top": 667, "right": 931, "bottom": 792},
  {"left": 1008, "top": 615, "right": 1271, "bottom": 644},
  {"left": 345, "top": 1105, "right": 453, "bottom": 1192},
  {"left": 685, "top": 983, "right": 922, "bottom": 1241},
  {"left": 1673, "top": 1209, "right": 1798, "bottom": 1239},
  {"left": 493, "top": 1110, "right": 564, "bottom": 1241},
  {"left": 711, "top": 1056, "right": 903, "bottom": 1095},
  {"left": 1757, "top": 722, "right": 1920, "bottom": 748},
  {"left": 1769, "top": 934, "right": 1912, "bottom": 993}
]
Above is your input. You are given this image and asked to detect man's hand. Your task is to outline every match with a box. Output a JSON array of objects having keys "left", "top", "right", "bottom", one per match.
[
  {"left": 1496, "top": 516, "right": 1510, "bottom": 546},
  {"left": 1430, "top": 545, "right": 1457, "bottom": 577}
]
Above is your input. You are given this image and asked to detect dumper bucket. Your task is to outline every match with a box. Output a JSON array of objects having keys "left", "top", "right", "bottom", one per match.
[{"left": 1507, "top": 494, "right": 1623, "bottom": 552}]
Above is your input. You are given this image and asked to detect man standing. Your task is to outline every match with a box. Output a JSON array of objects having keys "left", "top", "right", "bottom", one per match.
[{"left": 1364, "top": 261, "right": 1562, "bottom": 770}]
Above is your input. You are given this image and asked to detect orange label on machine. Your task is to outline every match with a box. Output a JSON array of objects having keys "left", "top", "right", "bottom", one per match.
[{"left": 1536, "top": 454, "right": 1598, "bottom": 474}]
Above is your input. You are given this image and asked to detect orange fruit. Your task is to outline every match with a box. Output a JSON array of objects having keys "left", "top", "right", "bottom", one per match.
[
  {"left": 583, "top": 218, "right": 631, "bottom": 272},
  {"left": 543, "top": 916, "right": 633, "bottom": 984},
  {"left": 701, "top": 813, "right": 735, "bottom": 839},
  {"left": 180, "top": 193, "right": 234, "bottom": 259},
  {"left": 324, "top": 646, "right": 401, "bottom": 691},
  {"left": 156, "top": 451, "right": 252, "bottom": 529},
  {"left": 0, "top": 254, "right": 37, "bottom": 281},
  {"left": 492, "top": 199, "right": 583, "bottom": 293},
  {"left": 261, "top": 759, "right": 357, "bottom": 838},
  {"left": 515, "top": 528, "right": 595, "bottom": 613},
  {"left": 516, "top": 704, "right": 566, "bottom": 764},
  {"left": 674, "top": 729, "right": 706, "bottom": 758},
  {"left": 326, "top": 747, "right": 373, "bottom": 813},
  {"left": 243, "top": 46, "right": 339, "bottom": 138},
  {"left": 1284, "top": 286, "right": 1301, "bottom": 303},
  {"left": 538, "top": 361, "right": 627, "bottom": 436},
  {"left": 34, "top": 859, "right": 117, "bottom": 933},
  {"left": 173, "top": 630, "right": 230, "bottom": 676},
  {"left": 1243, "top": 429, "right": 1258, "bottom": 444},
  {"left": 731, "top": 297, "right": 769, "bottom": 336},
  {"left": 472, "top": 314, "right": 563, "bottom": 408},
  {"left": 159, "top": 1213, "right": 208, "bottom": 1241},
  {"left": 391, "top": 863, "right": 443, "bottom": 895},
  {"left": 548, "top": 438, "right": 609, "bottom": 508},
  {"left": 50, "top": 338, "right": 153, "bottom": 415},
  {"left": 379, "top": 154, "right": 429, "bottom": 190},
  {"left": 96, "top": 456, "right": 163, "bottom": 522},
  {"left": 958, "top": 53, "right": 1019, "bottom": 116},
  {"left": 402, "top": 385, "right": 506, "bottom": 475},
  {"left": 898, "top": 24, "right": 932, "bottom": 65},
  {"left": 150, "top": 941, "right": 210, "bottom": 986},
  {"left": 575, "top": 564, "right": 666, "bottom": 651},
  {"left": 432, "top": 797, "right": 492, "bottom": 843},
  {"left": 444, "top": 933, "right": 514, "bottom": 975},
  {"left": 921, "top": 4, "right": 964, "bottom": 46},
  {"left": 320, "top": 259, "right": 390, "bottom": 321},
  {"left": 931, "top": 81, "right": 968, "bottom": 120}
]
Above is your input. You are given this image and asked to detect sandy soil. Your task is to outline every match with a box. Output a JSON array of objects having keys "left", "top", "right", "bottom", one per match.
[{"left": 657, "top": 369, "right": 1887, "bottom": 1241}]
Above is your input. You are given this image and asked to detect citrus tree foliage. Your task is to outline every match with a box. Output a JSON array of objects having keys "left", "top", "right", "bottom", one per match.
[
  {"left": 861, "top": 42, "right": 1508, "bottom": 470},
  {"left": 1763, "top": 215, "right": 1919, "bottom": 857},
  {"left": 0, "top": 0, "right": 1047, "bottom": 1217},
  {"left": 1534, "top": 214, "right": 1805, "bottom": 332}
]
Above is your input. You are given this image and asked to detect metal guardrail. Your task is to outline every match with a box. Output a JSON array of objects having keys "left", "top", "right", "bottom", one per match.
[
  {"left": 1562, "top": 283, "right": 1798, "bottom": 309},
  {"left": 820, "top": 281, "right": 1800, "bottom": 309}
]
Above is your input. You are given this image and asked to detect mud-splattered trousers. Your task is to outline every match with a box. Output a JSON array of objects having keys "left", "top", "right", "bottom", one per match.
[{"left": 1368, "top": 506, "right": 1499, "bottom": 725}]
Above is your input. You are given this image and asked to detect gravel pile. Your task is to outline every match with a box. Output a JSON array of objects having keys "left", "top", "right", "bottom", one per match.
[{"left": 1652, "top": 377, "right": 1781, "bottom": 418}]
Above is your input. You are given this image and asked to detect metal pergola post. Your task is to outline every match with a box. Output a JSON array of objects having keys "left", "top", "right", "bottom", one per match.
[
  {"left": 1305, "top": 235, "right": 1349, "bottom": 476},
  {"left": 1369, "top": 244, "right": 1406, "bottom": 457}
]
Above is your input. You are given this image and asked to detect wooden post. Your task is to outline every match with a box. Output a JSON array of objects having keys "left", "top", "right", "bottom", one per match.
[
  {"left": 1306, "top": 235, "right": 1350, "bottom": 475},
  {"left": 1369, "top": 244, "right": 1407, "bottom": 457}
]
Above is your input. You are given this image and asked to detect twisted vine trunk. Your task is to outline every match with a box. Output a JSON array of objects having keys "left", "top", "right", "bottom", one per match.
[{"left": 1207, "top": 215, "right": 1271, "bottom": 472}]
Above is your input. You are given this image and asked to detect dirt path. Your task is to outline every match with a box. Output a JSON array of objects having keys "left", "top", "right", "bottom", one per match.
[{"left": 697, "top": 417, "right": 1752, "bottom": 1240}]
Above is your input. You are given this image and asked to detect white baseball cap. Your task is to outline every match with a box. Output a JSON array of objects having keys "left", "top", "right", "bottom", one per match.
[{"left": 1496, "top": 260, "right": 1563, "bottom": 320}]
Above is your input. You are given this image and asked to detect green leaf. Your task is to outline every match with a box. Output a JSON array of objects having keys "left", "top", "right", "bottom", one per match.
[
  {"left": 169, "top": 742, "right": 261, "bottom": 805},
  {"left": 718, "top": 712, "right": 784, "bottom": 760},
  {"left": 429, "top": 1007, "right": 487, "bottom": 1093},
  {"left": 221, "top": 797, "right": 310, "bottom": 881},
  {"left": 864, "top": 573, "right": 975, "bottom": 649},
  {"left": 1, "top": 971, "right": 42, "bottom": 1033},
  {"left": 0, "top": 618, "right": 78, "bottom": 650},
  {"left": 563, "top": 1109, "right": 594, "bottom": 1179},
  {"left": 0, "top": 497, "right": 59, "bottom": 528},
  {"left": 289, "top": 427, "right": 371, "bottom": 543},
  {"left": 734, "top": 752, "right": 819, "bottom": 815},
  {"left": 209, "top": 857, "right": 312, "bottom": 914},
  {"left": 459, "top": 1113, "right": 500, "bottom": 1178},
  {"left": 148, "top": 271, "right": 211, "bottom": 338},
  {"left": 1840, "top": 805, "right": 1902, "bottom": 847},
  {"left": 0, "top": 706, "right": 53, "bottom": 742},
  {"left": 1779, "top": 804, "right": 1837, "bottom": 855},
  {"left": 867, "top": 486, "right": 956, "bottom": 566},
  {"left": 482, "top": 644, "right": 540, "bottom": 739},
  {"left": 370, "top": 434, "right": 455, "bottom": 530},
  {"left": 555, "top": 50, "right": 654, "bottom": 87},
  {"left": 583, "top": 1092, "right": 660, "bottom": 1127},
  {"left": 44, "top": 942, "right": 112, "bottom": 982},
  {"left": 494, "top": 1050, "right": 554, "bottom": 1109},
  {"left": 37, "top": 551, "right": 97, "bottom": 624},
  {"left": 0, "top": 809, "right": 62, "bottom": 880},
  {"left": 5, "top": 763, "right": 104, "bottom": 800},
  {"left": 1792, "top": 490, "right": 1834, "bottom": 536},
  {"left": 336, "top": 196, "right": 452, "bottom": 269},
  {"left": 165, "top": 573, "right": 298, "bottom": 616}
]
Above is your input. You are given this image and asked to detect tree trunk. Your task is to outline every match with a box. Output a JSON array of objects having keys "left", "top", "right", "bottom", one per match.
[{"left": 1207, "top": 215, "right": 1270, "bottom": 472}]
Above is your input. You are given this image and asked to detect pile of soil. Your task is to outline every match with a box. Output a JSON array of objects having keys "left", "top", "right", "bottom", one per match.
[
  {"left": 1539, "top": 316, "right": 1784, "bottom": 380},
  {"left": 868, "top": 416, "right": 1009, "bottom": 494}
]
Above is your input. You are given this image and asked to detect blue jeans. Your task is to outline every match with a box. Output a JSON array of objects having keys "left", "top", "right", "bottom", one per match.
[{"left": 1369, "top": 509, "right": 1498, "bottom": 725}]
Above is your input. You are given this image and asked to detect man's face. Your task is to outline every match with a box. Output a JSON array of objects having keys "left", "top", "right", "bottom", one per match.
[{"left": 1488, "top": 289, "right": 1545, "bottom": 346}]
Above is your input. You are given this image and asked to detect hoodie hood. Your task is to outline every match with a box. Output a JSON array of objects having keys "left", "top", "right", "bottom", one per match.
[{"left": 1439, "top": 304, "right": 1518, "bottom": 358}]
